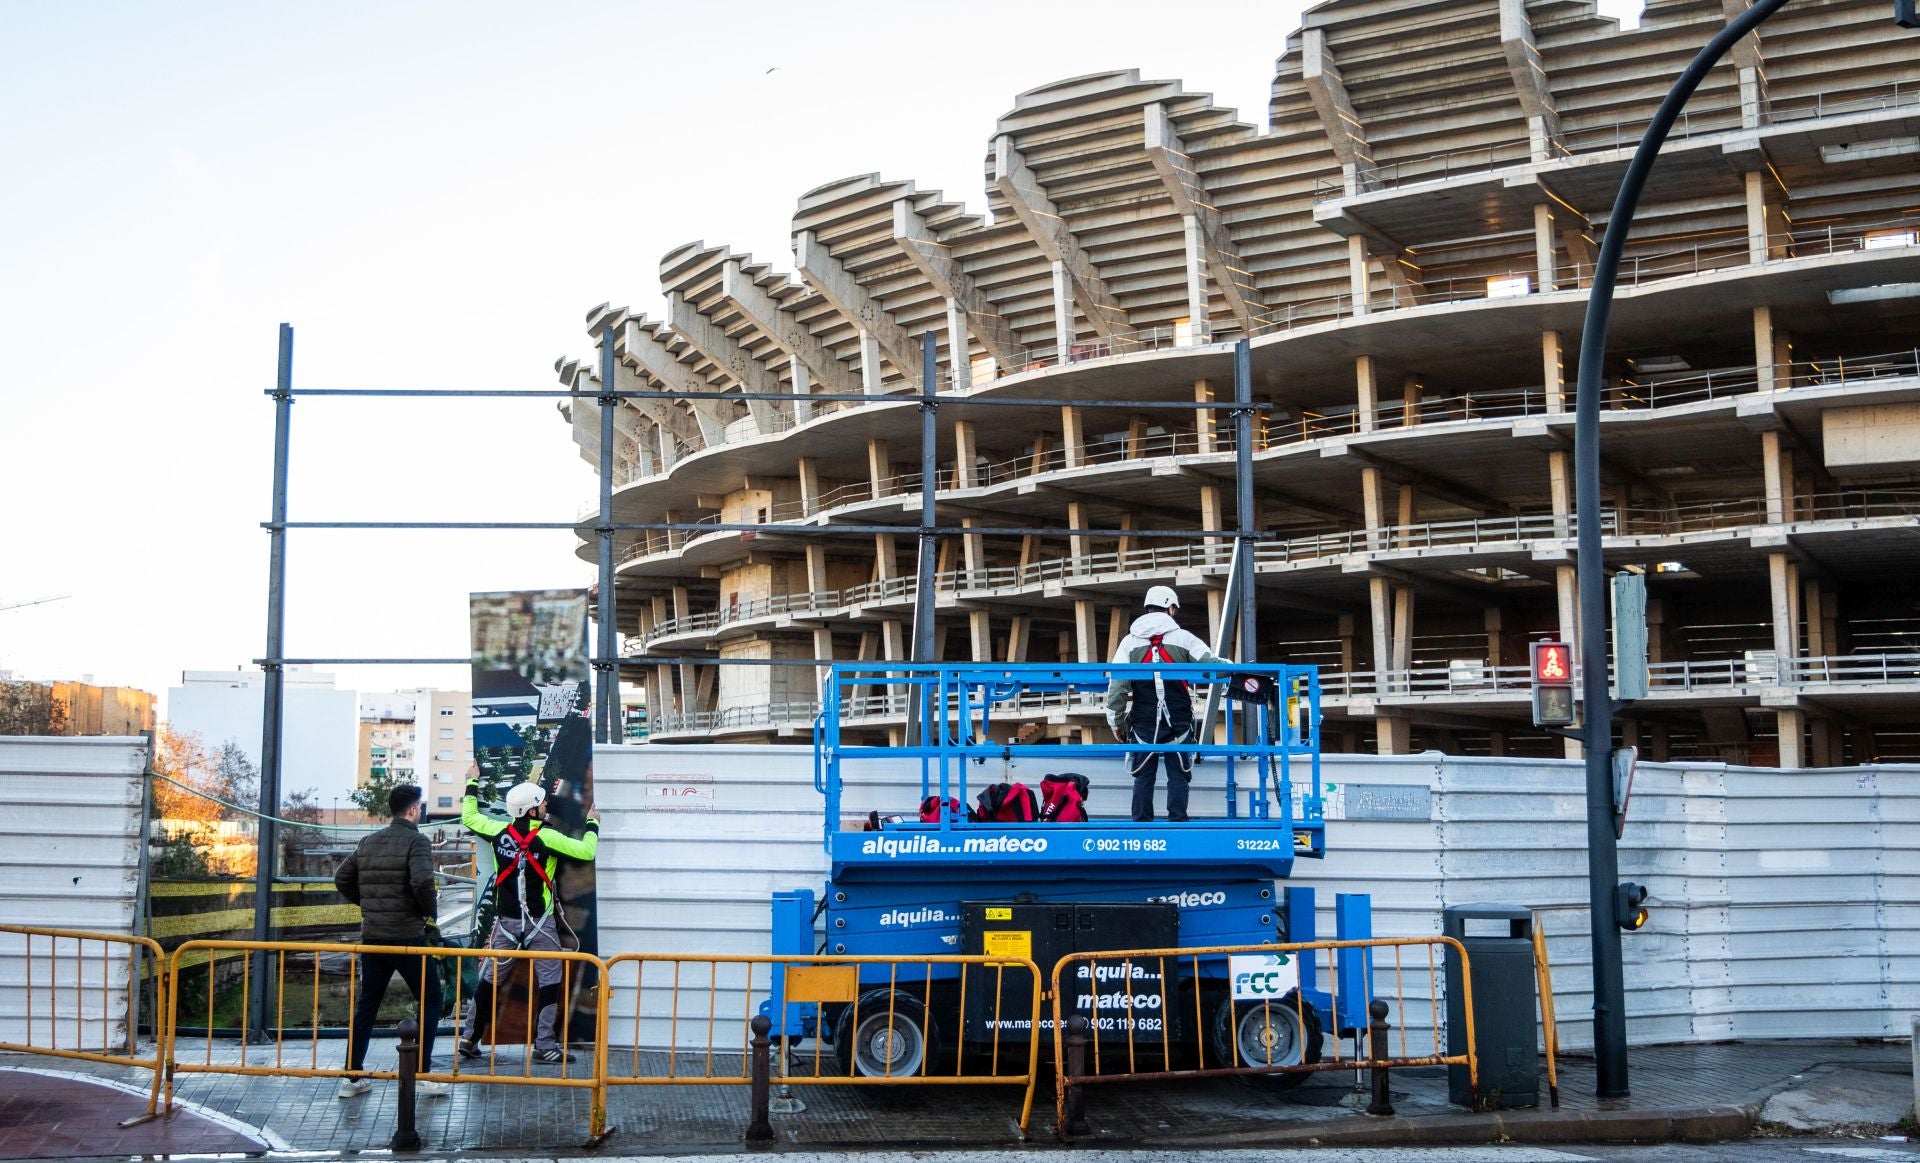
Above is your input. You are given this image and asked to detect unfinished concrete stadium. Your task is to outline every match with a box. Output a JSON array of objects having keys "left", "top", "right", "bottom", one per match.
[{"left": 559, "top": 0, "right": 1920, "bottom": 766}]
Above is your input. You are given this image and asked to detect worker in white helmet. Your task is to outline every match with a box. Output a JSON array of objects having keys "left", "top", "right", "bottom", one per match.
[
  {"left": 460, "top": 777, "right": 599, "bottom": 1063},
  {"left": 1105, "top": 585, "right": 1224, "bottom": 821}
]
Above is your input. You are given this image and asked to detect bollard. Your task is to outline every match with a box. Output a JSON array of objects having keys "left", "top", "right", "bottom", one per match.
[
  {"left": 1061, "top": 1014, "right": 1091, "bottom": 1139},
  {"left": 391, "top": 1019, "right": 423, "bottom": 1151},
  {"left": 745, "top": 1014, "right": 774, "bottom": 1145},
  {"left": 1366, "top": 999, "right": 1394, "bottom": 1118}
]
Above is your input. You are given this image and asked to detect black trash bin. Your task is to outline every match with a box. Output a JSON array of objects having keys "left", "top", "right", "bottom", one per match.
[{"left": 1442, "top": 903, "right": 1539, "bottom": 1109}]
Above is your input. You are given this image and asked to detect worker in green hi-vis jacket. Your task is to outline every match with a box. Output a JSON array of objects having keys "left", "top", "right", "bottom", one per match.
[{"left": 459, "top": 779, "right": 599, "bottom": 1063}]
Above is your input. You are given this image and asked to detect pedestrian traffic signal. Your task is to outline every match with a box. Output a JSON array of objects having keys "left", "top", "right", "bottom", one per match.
[
  {"left": 1530, "top": 640, "right": 1576, "bottom": 726},
  {"left": 1615, "top": 882, "right": 1650, "bottom": 931}
]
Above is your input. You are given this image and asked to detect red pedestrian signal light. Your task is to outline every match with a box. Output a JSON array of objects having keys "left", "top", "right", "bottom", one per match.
[
  {"left": 1530, "top": 641, "right": 1577, "bottom": 727},
  {"left": 1532, "top": 641, "right": 1571, "bottom": 684}
]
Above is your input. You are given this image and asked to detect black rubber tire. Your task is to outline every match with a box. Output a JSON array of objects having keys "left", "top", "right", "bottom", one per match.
[
  {"left": 832, "top": 988, "right": 942, "bottom": 1079},
  {"left": 1207, "top": 991, "right": 1322, "bottom": 1091}
]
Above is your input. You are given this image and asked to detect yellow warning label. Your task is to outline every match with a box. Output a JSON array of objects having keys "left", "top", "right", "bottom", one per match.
[
  {"left": 984, "top": 906, "right": 1013, "bottom": 920},
  {"left": 1286, "top": 696, "right": 1300, "bottom": 729},
  {"left": 982, "top": 930, "right": 1032, "bottom": 960}
]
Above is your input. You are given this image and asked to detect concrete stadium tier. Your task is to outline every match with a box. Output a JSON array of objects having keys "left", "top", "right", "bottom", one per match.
[{"left": 558, "top": 0, "right": 1920, "bottom": 766}]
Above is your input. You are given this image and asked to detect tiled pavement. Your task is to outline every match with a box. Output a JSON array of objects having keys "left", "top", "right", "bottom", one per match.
[
  {"left": 0, "top": 1068, "right": 271, "bottom": 1160},
  {"left": 4, "top": 1039, "right": 1908, "bottom": 1153}
]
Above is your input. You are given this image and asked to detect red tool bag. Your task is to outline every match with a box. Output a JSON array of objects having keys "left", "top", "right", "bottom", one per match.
[
  {"left": 973, "top": 782, "right": 1038, "bottom": 823},
  {"left": 919, "top": 795, "right": 967, "bottom": 824},
  {"left": 1039, "top": 773, "right": 1090, "bottom": 822}
]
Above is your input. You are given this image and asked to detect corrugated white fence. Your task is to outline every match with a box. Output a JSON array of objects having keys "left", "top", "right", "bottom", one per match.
[
  {"left": 594, "top": 746, "right": 1918, "bottom": 1053},
  {"left": 0, "top": 736, "right": 151, "bottom": 1048}
]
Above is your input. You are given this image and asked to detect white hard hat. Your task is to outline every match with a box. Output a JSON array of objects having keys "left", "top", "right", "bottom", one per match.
[
  {"left": 505, "top": 782, "right": 546, "bottom": 816},
  {"left": 1144, "top": 585, "right": 1180, "bottom": 610}
]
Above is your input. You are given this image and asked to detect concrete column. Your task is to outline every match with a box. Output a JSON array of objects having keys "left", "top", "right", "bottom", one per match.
[
  {"left": 1533, "top": 203, "right": 1557, "bottom": 293},
  {"left": 1543, "top": 331, "right": 1565, "bottom": 413},
  {"left": 1200, "top": 485, "right": 1224, "bottom": 553},
  {"left": 1762, "top": 431, "right": 1786, "bottom": 524},
  {"left": 953, "top": 420, "right": 978, "bottom": 489},
  {"left": 874, "top": 533, "right": 898, "bottom": 581},
  {"left": 1107, "top": 607, "right": 1127, "bottom": 661},
  {"left": 1362, "top": 466, "right": 1387, "bottom": 550},
  {"left": 859, "top": 330, "right": 885, "bottom": 394},
  {"left": 805, "top": 544, "right": 828, "bottom": 594},
  {"left": 1485, "top": 607, "right": 1505, "bottom": 667},
  {"left": 1338, "top": 614, "right": 1357, "bottom": 673},
  {"left": 1391, "top": 586, "right": 1415, "bottom": 674},
  {"left": 1395, "top": 483, "right": 1416, "bottom": 545},
  {"left": 1348, "top": 236, "right": 1370, "bottom": 316},
  {"left": 1549, "top": 450, "right": 1572, "bottom": 538},
  {"left": 1067, "top": 501, "right": 1090, "bottom": 565},
  {"left": 1768, "top": 553, "right": 1797, "bottom": 662},
  {"left": 882, "top": 619, "right": 906, "bottom": 662},
  {"left": 946, "top": 297, "right": 971, "bottom": 390},
  {"left": 1777, "top": 708, "right": 1806, "bottom": 767},
  {"left": 867, "top": 439, "right": 892, "bottom": 500},
  {"left": 1356, "top": 355, "right": 1378, "bottom": 433},
  {"left": 1206, "top": 590, "right": 1224, "bottom": 648},
  {"left": 654, "top": 663, "right": 677, "bottom": 715},
  {"left": 1194, "top": 379, "right": 1217, "bottom": 452},
  {"left": 655, "top": 420, "right": 677, "bottom": 471},
  {"left": 1074, "top": 600, "right": 1098, "bottom": 663},
  {"left": 1182, "top": 214, "right": 1208, "bottom": 342},
  {"left": 1368, "top": 577, "right": 1393, "bottom": 687},
  {"left": 1052, "top": 260, "right": 1076, "bottom": 359},
  {"left": 813, "top": 627, "right": 834, "bottom": 699},
  {"left": 1006, "top": 615, "right": 1031, "bottom": 662},
  {"left": 798, "top": 457, "right": 821, "bottom": 515},
  {"left": 1744, "top": 171, "right": 1789, "bottom": 263},
  {"left": 1061, "top": 406, "right": 1086, "bottom": 469},
  {"left": 1754, "top": 307, "right": 1792, "bottom": 393},
  {"left": 961, "top": 516, "right": 984, "bottom": 576},
  {"left": 791, "top": 361, "right": 814, "bottom": 424},
  {"left": 1401, "top": 377, "right": 1423, "bottom": 428},
  {"left": 970, "top": 610, "right": 993, "bottom": 662}
]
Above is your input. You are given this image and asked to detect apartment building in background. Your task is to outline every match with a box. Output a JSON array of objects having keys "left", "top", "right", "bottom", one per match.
[
  {"left": 357, "top": 689, "right": 473, "bottom": 815},
  {"left": 168, "top": 667, "right": 359, "bottom": 802},
  {"left": 559, "top": 0, "right": 1920, "bottom": 766}
]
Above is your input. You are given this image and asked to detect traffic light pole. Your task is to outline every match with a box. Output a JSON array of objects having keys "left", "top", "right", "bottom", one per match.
[{"left": 1573, "top": 0, "right": 1789, "bottom": 1097}]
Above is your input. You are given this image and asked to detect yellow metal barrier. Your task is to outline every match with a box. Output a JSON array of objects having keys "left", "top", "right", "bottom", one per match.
[
  {"left": 0, "top": 923, "right": 168, "bottom": 1122},
  {"left": 601, "top": 952, "right": 1043, "bottom": 1134},
  {"left": 1530, "top": 909, "right": 1562, "bottom": 1107},
  {"left": 164, "top": 939, "right": 611, "bottom": 1140},
  {"left": 1048, "top": 936, "right": 1479, "bottom": 1134}
]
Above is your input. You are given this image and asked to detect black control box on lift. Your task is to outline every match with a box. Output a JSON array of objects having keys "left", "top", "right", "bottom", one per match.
[{"left": 961, "top": 901, "right": 1180, "bottom": 1042}]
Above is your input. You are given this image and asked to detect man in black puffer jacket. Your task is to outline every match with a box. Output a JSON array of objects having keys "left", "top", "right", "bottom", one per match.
[{"left": 333, "top": 783, "right": 447, "bottom": 1099}]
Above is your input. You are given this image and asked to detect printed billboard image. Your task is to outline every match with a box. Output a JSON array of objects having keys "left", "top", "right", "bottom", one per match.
[{"left": 468, "top": 588, "right": 598, "bottom": 1043}]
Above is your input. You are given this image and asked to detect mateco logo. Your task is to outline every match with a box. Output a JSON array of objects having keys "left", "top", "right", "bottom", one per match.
[
  {"left": 858, "top": 834, "right": 1049, "bottom": 858},
  {"left": 1147, "top": 890, "right": 1226, "bottom": 908},
  {"left": 879, "top": 907, "right": 956, "bottom": 928},
  {"left": 1229, "top": 952, "right": 1299, "bottom": 1000}
]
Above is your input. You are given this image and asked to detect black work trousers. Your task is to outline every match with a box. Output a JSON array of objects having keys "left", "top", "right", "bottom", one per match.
[{"left": 346, "top": 949, "right": 443, "bottom": 1072}]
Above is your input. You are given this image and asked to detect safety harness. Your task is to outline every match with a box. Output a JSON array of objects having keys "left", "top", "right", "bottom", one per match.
[
  {"left": 1127, "top": 633, "right": 1196, "bottom": 778},
  {"left": 490, "top": 820, "right": 557, "bottom": 952}
]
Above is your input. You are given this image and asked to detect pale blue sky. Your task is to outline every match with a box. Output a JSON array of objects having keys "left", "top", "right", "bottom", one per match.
[{"left": 0, "top": 0, "right": 1634, "bottom": 713}]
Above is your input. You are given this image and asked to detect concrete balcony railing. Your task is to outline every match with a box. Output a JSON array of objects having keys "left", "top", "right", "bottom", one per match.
[
  {"left": 640, "top": 651, "right": 1920, "bottom": 738},
  {"left": 633, "top": 489, "right": 1920, "bottom": 647},
  {"left": 608, "top": 342, "right": 1920, "bottom": 563}
]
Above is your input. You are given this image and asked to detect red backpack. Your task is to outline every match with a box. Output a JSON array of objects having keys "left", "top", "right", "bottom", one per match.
[
  {"left": 974, "top": 782, "right": 1038, "bottom": 823},
  {"left": 919, "top": 796, "right": 966, "bottom": 824},
  {"left": 1039, "top": 774, "right": 1089, "bottom": 823}
]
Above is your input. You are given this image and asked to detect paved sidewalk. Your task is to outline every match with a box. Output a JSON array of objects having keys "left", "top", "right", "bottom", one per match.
[
  {"left": 0, "top": 1067, "right": 274, "bottom": 1159},
  {"left": 6, "top": 1039, "right": 1908, "bottom": 1153}
]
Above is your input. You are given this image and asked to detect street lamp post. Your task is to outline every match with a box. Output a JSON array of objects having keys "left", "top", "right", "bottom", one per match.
[{"left": 1573, "top": 0, "right": 1790, "bottom": 1097}]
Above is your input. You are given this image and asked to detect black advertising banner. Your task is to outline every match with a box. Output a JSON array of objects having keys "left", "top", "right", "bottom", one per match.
[{"left": 468, "top": 589, "right": 598, "bottom": 1034}]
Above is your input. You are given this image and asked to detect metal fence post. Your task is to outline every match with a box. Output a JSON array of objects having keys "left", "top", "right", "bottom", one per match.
[
  {"left": 1061, "top": 1013, "right": 1091, "bottom": 1139},
  {"left": 745, "top": 1014, "right": 773, "bottom": 1144},
  {"left": 391, "top": 1019, "right": 422, "bottom": 1151}
]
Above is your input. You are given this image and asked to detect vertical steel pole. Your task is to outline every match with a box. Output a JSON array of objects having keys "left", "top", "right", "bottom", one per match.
[
  {"left": 249, "top": 322, "right": 293, "bottom": 1037},
  {"left": 595, "top": 327, "right": 619, "bottom": 745},
  {"left": 909, "top": 333, "right": 939, "bottom": 745},
  {"left": 1233, "top": 339, "right": 1257, "bottom": 663},
  {"left": 1571, "top": 0, "right": 1789, "bottom": 1097}
]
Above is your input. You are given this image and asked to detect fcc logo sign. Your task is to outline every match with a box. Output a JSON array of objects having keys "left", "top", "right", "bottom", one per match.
[{"left": 1229, "top": 952, "right": 1299, "bottom": 1000}]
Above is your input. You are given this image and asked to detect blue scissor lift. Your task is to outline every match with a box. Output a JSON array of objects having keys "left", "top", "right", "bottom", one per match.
[{"left": 763, "top": 661, "right": 1376, "bottom": 1084}]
